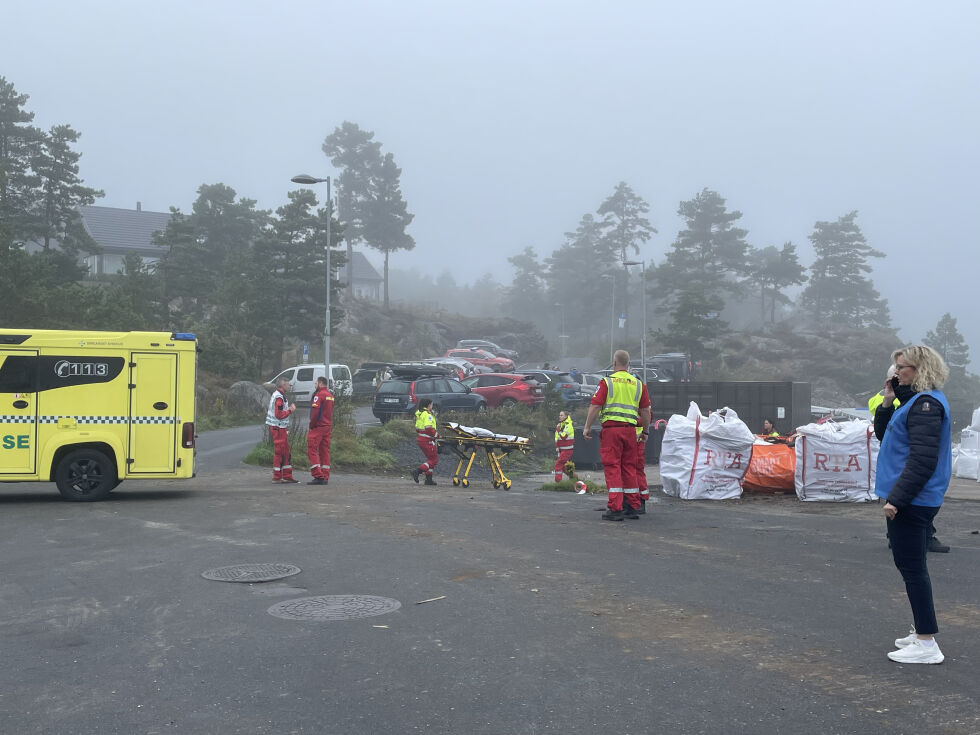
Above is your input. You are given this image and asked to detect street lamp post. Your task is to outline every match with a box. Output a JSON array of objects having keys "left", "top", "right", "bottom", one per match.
[
  {"left": 624, "top": 260, "right": 646, "bottom": 385},
  {"left": 290, "top": 174, "right": 332, "bottom": 372},
  {"left": 601, "top": 273, "right": 615, "bottom": 364},
  {"left": 555, "top": 302, "right": 567, "bottom": 358}
]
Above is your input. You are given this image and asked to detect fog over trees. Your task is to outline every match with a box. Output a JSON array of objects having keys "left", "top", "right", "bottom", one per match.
[{"left": 2, "top": 74, "right": 979, "bottom": 418}]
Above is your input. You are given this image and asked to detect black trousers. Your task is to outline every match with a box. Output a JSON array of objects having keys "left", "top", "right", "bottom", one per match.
[{"left": 886, "top": 505, "right": 941, "bottom": 635}]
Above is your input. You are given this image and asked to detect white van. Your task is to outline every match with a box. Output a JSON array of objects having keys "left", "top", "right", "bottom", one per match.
[{"left": 265, "top": 363, "right": 352, "bottom": 402}]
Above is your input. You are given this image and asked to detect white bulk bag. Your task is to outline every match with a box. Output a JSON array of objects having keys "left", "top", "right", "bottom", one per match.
[
  {"left": 794, "top": 420, "right": 877, "bottom": 502},
  {"left": 660, "top": 402, "right": 756, "bottom": 500}
]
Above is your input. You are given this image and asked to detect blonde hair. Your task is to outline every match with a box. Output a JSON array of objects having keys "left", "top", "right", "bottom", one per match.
[{"left": 891, "top": 345, "right": 949, "bottom": 392}]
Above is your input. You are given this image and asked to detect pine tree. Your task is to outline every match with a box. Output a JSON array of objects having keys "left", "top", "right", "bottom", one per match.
[
  {"left": 924, "top": 313, "right": 969, "bottom": 369},
  {"left": 745, "top": 242, "right": 806, "bottom": 323},
  {"left": 323, "top": 122, "right": 414, "bottom": 308},
  {"left": 33, "top": 124, "right": 103, "bottom": 256},
  {"left": 798, "top": 211, "right": 889, "bottom": 327},
  {"left": 546, "top": 214, "right": 617, "bottom": 346},
  {"left": 653, "top": 189, "right": 748, "bottom": 354},
  {"left": 0, "top": 76, "right": 43, "bottom": 255}
]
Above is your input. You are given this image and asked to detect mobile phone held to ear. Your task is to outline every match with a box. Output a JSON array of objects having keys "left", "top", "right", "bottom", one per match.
[{"left": 890, "top": 375, "right": 900, "bottom": 390}]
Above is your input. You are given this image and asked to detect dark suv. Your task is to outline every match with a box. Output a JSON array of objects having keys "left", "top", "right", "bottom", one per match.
[{"left": 372, "top": 366, "right": 488, "bottom": 423}]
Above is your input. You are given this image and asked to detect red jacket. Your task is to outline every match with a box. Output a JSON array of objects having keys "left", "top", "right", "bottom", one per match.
[{"left": 309, "top": 386, "right": 334, "bottom": 429}]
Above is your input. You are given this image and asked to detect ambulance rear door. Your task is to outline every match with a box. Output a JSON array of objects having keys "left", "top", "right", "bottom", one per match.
[
  {"left": 0, "top": 349, "right": 38, "bottom": 474},
  {"left": 128, "top": 352, "right": 178, "bottom": 473}
]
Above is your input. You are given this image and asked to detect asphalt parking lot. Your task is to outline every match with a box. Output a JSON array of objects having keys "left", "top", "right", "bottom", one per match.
[{"left": 1, "top": 445, "right": 978, "bottom": 735}]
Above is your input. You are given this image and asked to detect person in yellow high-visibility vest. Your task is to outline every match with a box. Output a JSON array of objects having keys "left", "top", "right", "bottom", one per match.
[
  {"left": 554, "top": 410, "right": 575, "bottom": 482},
  {"left": 583, "top": 349, "right": 651, "bottom": 521}
]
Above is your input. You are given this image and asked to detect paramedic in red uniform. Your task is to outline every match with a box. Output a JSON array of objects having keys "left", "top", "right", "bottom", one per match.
[
  {"left": 265, "top": 377, "right": 297, "bottom": 483},
  {"left": 583, "top": 349, "right": 651, "bottom": 521},
  {"left": 306, "top": 376, "right": 334, "bottom": 485},
  {"left": 411, "top": 398, "right": 439, "bottom": 485}
]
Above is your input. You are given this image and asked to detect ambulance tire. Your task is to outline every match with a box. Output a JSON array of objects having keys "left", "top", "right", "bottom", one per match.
[{"left": 55, "top": 449, "right": 117, "bottom": 502}]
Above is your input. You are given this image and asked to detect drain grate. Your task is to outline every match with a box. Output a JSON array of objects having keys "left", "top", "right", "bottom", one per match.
[
  {"left": 267, "top": 595, "right": 402, "bottom": 621},
  {"left": 201, "top": 563, "right": 302, "bottom": 583}
]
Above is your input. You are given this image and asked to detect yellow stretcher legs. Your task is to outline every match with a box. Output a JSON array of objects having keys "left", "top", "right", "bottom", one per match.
[
  {"left": 448, "top": 444, "right": 513, "bottom": 489},
  {"left": 438, "top": 422, "right": 531, "bottom": 490}
]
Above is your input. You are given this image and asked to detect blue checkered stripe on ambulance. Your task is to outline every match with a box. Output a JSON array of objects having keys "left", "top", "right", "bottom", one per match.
[{"left": 1, "top": 415, "right": 179, "bottom": 424}]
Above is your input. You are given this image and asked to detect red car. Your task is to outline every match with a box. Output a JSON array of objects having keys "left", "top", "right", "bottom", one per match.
[
  {"left": 461, "top": 373, "right": 544, "bottom": 408},
  {"left": 445, "top": 348, "right": 515, "bottom": 372}
]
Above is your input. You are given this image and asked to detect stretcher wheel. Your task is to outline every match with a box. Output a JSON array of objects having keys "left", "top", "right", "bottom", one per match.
[
  {"left": 461, "top": 478, "right": 469, "bottom": 488},
  {"left": 452, "top": 477, "right": 460, "bottom": 486},
  {"left": 492, "top": 480, "right": 500, "bottom": 488},
  {"left": 503, "top": 480, "right": 512, "bottom": 490}
]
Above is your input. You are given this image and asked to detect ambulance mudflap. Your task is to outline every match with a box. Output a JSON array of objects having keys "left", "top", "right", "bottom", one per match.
[{"left": 0, "top": 329, "right": 197, "bottom": 501}]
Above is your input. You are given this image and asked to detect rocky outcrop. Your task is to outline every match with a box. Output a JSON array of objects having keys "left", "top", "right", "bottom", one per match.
[{"left": 225, "top": 381, "right": 270, "bottom": 416}]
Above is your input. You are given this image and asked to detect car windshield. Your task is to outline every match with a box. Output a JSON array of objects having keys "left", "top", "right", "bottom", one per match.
[
  {"left": 376, "top": 380, "right": 409, "bottom": 395},
  {"left": 461, "top": 377, "right": 479, "bottom": 388}
]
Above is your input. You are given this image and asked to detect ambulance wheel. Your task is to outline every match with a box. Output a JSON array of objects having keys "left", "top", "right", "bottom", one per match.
[
  {"left": 461, "top": 478, "right": 469, "bottom": 488},
  {"left": 452, "top": 478, "right": 459, "bottom": 486},
  {"left": 55, "top": 449, "right": 116, "bottom": 502}
]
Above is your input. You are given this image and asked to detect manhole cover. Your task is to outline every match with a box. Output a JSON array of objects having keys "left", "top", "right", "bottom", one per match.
[
  {"left": 201, "top": 563, "right": 302, "bottom": 583},
  {"left": 267, "top": 595, "right": 402, "bottom": 621}
]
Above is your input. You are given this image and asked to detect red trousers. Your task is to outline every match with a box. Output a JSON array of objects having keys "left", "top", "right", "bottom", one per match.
[
  {"left": 636, "top": 440, "right": 649, "bottom": 501},
  {"left": 270, "top": 426, "right": 294, "bottom": 481},
  {"left": 417, "top": 437, "right": 438, "bottom": 476},
  {"left": 307, "top": 425, "right": 332, "bottom": 481},
  {"left": 599, "top": 424, "right": 639, "bottom": 512},
  {"left": 554, "top": 449, "right": 573, "bottom": 482}
]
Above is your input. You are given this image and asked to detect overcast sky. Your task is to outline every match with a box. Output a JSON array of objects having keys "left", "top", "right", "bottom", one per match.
[{"left": 6, "top": 1, "right": 979, "bottom": 361}]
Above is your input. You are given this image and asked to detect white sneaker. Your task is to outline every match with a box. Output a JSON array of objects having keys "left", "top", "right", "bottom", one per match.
[
  {"left": 887, "top": 638, "right": 944, "bottom": 664},
  {"left": 894, "top": 626, "right": 917, "bottom": 648}
]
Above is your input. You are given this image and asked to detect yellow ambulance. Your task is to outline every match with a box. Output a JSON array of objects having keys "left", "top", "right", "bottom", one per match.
[{"left": 0, "top": 329, "right": 197, "bottom": 501}]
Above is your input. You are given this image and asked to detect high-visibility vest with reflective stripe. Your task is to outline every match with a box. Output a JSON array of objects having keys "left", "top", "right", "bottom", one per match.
[
  {"left": 600, "top": 371, "right": 641, "bottom": 425},
  {"left": 555, "top": 416, "right": 574, "bottom": 451},
  {"left": 415, "top": 409, "right": 437, "bottom": 439},
  {"left": 265, "top": 390, "right": 290, "bottom": 428}
]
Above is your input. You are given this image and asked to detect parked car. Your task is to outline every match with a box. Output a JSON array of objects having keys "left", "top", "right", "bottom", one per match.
[
  {"left": 574, "top": 372, "right": 605, "bottom": 397},
  {"left": 421, "top": 356, "right": 476, "bottom": 380},
  {"left": 456, "top": 339, "right": 519, "bottom": 361},
  {"left": 351, "top": 368, "right": 380, "bottom": 398},
  {"left": 372, "top": 365, "right": 487, "bottom": 423},
  {"left": 461, "top": 372, "right": 544, "bottom": 408},
  {"left": 265, "top": 363, "right": 352, "bottom": 401},
  {"left": 445, "top": 348, "right": 515, "bottom": 372},
  {"left": 519, "top": 370, "right": 586, "bottom": 405}
]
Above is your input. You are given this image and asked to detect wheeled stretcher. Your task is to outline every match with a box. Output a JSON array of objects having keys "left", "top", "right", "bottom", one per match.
[{"left": 437, "top": 422, "right": 533, "bottom": 490}]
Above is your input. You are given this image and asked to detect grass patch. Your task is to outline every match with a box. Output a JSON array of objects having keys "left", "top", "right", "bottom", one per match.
[
  {"left": 243, "top": 422, "right": 409, "bottom": 473},
  {"left": 538, "top": 477, "right": 607, "bottom": 494},
  {"left": 362, "top": 419, "right": 415, "bottom": 449}
]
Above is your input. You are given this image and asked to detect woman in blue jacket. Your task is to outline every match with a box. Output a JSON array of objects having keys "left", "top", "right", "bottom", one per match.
[{"left": 874, "top": 345, "right": 952, "bottom": 664}]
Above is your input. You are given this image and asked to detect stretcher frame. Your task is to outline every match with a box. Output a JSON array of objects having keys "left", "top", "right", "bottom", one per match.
[{"left": 436, "top": 422, "right": 533, "bottom": 490}]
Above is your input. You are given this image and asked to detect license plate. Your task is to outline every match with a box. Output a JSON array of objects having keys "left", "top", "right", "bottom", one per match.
[{"left": 383, "top": 397, "right": 400, "bottom": 403}]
